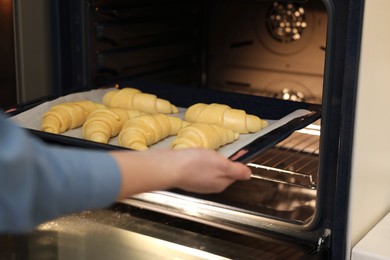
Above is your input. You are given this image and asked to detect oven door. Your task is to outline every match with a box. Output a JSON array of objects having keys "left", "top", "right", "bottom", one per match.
[
  {"left": 1, "top": 0, "right": 363, "bottom": 259},
  {"left": 5, "top": 83, "right": 326, "bottom": 259},
  {"left": 0, "top": 207, "right": 329, "bottom": 259}
]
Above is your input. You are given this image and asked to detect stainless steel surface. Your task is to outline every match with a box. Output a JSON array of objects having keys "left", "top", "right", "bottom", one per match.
[
  {"left": 2, "top": 209, "right": 310, "bottom": 259},
  {"left": 34, "top": 211, "right": 230, "bottom": 260}
]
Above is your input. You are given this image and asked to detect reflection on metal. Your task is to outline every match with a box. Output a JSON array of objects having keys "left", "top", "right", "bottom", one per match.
[
  {"left": 297, "top": 123, "right": 321, "bottom": 136},
  {"left": 126, "top": 190, "right": 304, "bottom": 230},
  {"left": 30, "top": 209, "right": 305, "bottom": 259},
  {"left": 35, "top": 212, "right": 234, "bottom": 259}
]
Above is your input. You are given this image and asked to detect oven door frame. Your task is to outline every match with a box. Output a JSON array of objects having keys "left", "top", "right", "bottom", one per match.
[{"left": 9, "top": 0, "right": 364, "bottom": 259}]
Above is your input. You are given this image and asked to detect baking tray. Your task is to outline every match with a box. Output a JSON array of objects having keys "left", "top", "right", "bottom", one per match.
[{"left": 8, "top": 83, "right": 321, "bottom": 163}]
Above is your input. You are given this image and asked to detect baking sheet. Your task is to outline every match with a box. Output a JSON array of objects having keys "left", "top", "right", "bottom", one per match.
[{"left": 10, "top": 88, "right": 313, "bottom": 158}]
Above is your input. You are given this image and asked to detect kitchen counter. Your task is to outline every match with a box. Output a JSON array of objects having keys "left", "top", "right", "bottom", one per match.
[{"left": 352, "top": 212, "right": 390, "bottom": 260}]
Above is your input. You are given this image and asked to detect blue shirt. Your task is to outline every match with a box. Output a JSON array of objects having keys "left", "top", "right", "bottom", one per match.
[{"left": 0, "top": 113, "right": 121, "bottom": 232}]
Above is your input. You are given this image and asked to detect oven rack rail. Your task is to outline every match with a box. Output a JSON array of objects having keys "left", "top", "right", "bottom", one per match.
[{"left": 247, "top": 123, "right": 320, "bottom": 190}]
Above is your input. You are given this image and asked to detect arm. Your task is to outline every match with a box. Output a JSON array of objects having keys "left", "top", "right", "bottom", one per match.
[
  {"left": 0, "top": 113, "right": 251, "bottom": 232},
  {"left": 0, "top": 113, "right": 121, "bottom": 232}
]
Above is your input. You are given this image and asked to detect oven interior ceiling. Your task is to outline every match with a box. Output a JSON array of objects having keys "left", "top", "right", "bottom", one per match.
[{"left": 88, "top": 0, "right": 327, "bottom": 228}]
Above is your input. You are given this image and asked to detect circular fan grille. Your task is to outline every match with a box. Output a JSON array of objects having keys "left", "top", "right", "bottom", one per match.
[{"left": 266, "top": 2, "right": 307, "bottom": 43}]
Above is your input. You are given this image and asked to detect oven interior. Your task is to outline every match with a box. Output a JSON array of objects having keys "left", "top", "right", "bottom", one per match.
[
  {"left": 52, "top": 0, "right": 327, "bottom": 233},
  {"left": 205, "top": 0, "right": 325, "bottom": 227}
]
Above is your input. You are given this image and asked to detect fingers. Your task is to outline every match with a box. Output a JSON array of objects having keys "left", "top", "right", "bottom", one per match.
[
  {"left": 118, "top": 148, "right": 252, "bottom": 195},
  {"left": 203, "top": 149, "right": 251, "bottom": 178},
  {"left": 200, "top": 166, "right": 250, "bottom": 193},
  {"left": 226, "top": 161, "right": 252, "bottom": 180},
  {"left": 183, "top": 148, "right": 252, "bottom": 182}
]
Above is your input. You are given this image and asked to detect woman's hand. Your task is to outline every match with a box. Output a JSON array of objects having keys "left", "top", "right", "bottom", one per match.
[
  {"left": 167, "top": 148, "right": 251, "bottom": 193},
  {"left": 110, "top": 148, "right": 251, "bottom": 199}
]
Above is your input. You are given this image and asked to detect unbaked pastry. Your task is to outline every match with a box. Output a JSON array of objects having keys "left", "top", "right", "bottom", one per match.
[
  {"left": 185, "top": 103, "right": 268, "bottom": 133},
  {"left": 118, "top": 113, "right": 189, "bottom": 151},
  {"left": 103, "top": 88, "right": 178, "bottom": 114},
  {"left": 82, "top": 107, "right": 144, "bottom": 143},
  {"left": 41, "top": 100, "right": 104, "bottom": 134},
  {"left": 171, "top": 123, "right": 239, "bottom": 150}
]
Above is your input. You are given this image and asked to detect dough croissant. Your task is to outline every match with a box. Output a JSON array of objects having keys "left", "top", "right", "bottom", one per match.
[
  {"left": 41, "top": 100, "right": 104, "bottom": 134},
  {"left": 103, "top": 88, "right": 179, "bottom": 114},
  {"left": 118, "top": 114, "right": 189, "bottom": 151},
  {"left": 82, "top": 108, "right": 144, "bottom": 143},
  {"left": 185, "top": 103, "right": 268, "bottom": 133},
  {"left": 171, "top": 123, "right": 239, "bottom": 150}
]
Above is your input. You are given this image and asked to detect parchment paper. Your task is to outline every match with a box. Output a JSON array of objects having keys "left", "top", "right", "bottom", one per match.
[{"left": 11, "top": 88, "right": 312, "bottom": 157}]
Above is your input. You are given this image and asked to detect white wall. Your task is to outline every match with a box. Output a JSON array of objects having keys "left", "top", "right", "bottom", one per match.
[{"left": 347, "top": 0, "right": 390, "bottom": 258}]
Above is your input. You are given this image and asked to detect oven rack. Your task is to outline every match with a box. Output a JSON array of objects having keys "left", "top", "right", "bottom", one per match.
[{"left": 248, "top": 122, "right": 320, "bottom": 190}]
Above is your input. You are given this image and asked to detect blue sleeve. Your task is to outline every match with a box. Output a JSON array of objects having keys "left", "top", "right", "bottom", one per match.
[{"left": 0, "top": 113, "right": 121, "bottom": 232}]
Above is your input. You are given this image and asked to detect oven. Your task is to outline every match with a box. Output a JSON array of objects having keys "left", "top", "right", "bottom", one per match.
[{"left": 2, "top": 0, "right": 390, "bottom": 259}]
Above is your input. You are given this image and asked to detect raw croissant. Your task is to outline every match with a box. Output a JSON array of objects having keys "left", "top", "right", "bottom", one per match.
[
  {"left": 103, "top": 88, "right": 179, "bottom": 114},
  {"left": 185, "top": 103, "right": 268, "bottom": 133},
  {"left": 41, "top": 100, "right": 104, "bottom": 134},
  {"left": 171, "top": 123, "right": 239, "bottom": 150},
  {"left": 82, "top": 107, "right": 144, "bottom": 143},
  {"left": 118, "top": 114, "right": 189, "bottom": 151}
]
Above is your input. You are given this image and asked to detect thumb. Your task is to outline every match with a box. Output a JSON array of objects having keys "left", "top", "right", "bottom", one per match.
[{"left": 226, "top": 162, "right": 252, "bottom": 180}]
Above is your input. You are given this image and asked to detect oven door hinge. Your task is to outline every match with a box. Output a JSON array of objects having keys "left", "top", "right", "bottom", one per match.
[{"left": 316, "top": 228, "right": 331, "bottom": 251}]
